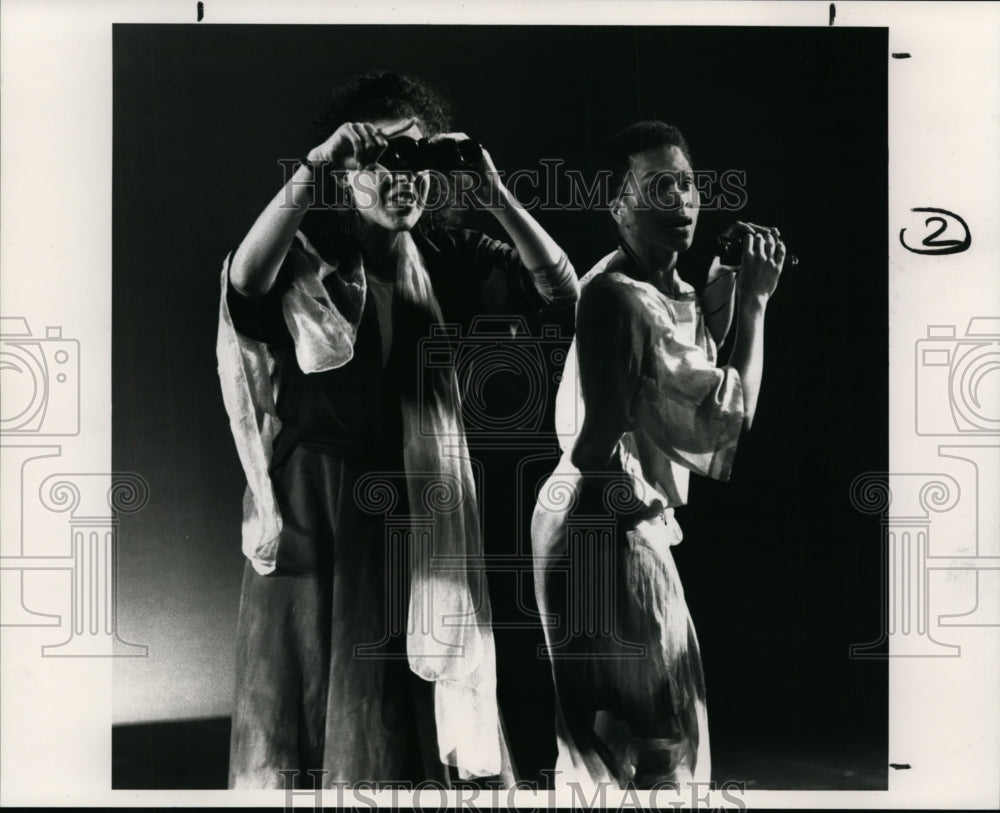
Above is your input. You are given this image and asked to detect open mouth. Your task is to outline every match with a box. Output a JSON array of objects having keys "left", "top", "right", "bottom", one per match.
[
  {"left": 387, "top": 190, "right": 418, "bottom": 208},
  {"left": 664, "top": 217, "right": 693, "bottom": 228}
]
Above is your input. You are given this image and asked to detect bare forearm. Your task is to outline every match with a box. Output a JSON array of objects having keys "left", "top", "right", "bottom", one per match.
[
  {"left": 489, "top": 185, "right": 563, "bottom": 268},
  {"left": 728, "top": 297, "right": 767, "bottom": 430},
  {"left": 724, "top": 228, "right": 786, "bottom": 429},
  {"left": 700, "top": 260, "right": 737, "bottom": 345},
  {"left": 489, "top": 184, "right": 579, "bottom": 305},
  {"left": 702, "top": 288, "right": 735, "bottom": 346},
  {"left": 230, "top": 163, "right": 317, "bottom": 297}
]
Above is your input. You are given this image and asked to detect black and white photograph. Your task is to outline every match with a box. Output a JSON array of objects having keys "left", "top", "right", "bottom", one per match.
[{"left": 1, "top": 2, "right": 998, "bottom": 810}]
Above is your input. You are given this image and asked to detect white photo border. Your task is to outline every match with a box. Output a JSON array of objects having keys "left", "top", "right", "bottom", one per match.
[{"left": 1, "top": 0, "right": 997, "bottom": 808}]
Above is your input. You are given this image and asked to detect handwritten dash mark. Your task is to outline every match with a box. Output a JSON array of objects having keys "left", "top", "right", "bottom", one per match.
[
  {"left": 829, "top": 3, "right": 836, "bottom": 26},
  {"left": 892, "top": 53, "right": 911, "bottom": 59},
  {"left": 889, "top": 763, "right": 911, "bottom": 770},
  {"left": 197, "top": 2, "right": 204, "bottom": 21}
]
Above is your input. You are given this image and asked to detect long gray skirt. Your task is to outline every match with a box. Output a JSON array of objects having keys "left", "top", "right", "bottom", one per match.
[{"left": 228, "top": 446, "right": 446, "bottom": 788}]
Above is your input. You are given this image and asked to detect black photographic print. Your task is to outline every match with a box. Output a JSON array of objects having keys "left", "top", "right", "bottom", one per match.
[
  {"left": 2, "top": 3, "right": 998, "bottom": 811},
  {"left": 114, "top": 18, "right": 886, "bottom": 794}
]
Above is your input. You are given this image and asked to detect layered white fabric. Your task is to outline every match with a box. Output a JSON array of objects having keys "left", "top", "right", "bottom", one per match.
[
  {"left": 532, "top": 252, "right": 744, "bottom": 789},
  {"left": 553, "top": 253, "right": 743, "bottom": 509},
  {"left": 216, "top": 230, "right": 501, "bottom": 778}
]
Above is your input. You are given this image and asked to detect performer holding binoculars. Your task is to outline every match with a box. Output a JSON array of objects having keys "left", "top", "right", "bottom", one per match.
[{"left": 218, "top": 72, "right": 577, "bottom": 788}]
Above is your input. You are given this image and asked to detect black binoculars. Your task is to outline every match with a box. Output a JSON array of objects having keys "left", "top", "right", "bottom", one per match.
[{"left": 376, "top": 136, "right": 483, "bottom": 174}]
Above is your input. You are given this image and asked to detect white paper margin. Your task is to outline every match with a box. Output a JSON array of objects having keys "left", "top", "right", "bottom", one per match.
[{"left": 1, "top": 0, "right": 997, "bottom": 808}]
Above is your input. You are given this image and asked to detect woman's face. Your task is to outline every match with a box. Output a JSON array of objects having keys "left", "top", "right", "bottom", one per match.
[
  {"left": 613, "top": 144, "right": 700, "bottom": 254},
  {"left": 345, "top": 117, "right": 428, "bottom": 234}
]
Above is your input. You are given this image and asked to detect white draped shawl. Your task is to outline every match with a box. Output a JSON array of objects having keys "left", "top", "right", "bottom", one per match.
[{"left": 216, "top": 230, "right": 502, "bottom": 779}]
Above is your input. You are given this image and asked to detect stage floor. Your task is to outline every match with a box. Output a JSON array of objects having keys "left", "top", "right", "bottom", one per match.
[{"left": 112, "top": 717, "right": 887, "bottom": 791}]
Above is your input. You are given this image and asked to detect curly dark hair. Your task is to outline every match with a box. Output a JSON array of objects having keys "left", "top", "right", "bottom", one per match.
[
  {"left": 603, "top": 120, "right": 693, "bottom": 203},
  {"left": 312, "top": 72, "right": 452, "bottom": 145},
  {"left": 307, "top": 72, "right": 458, "bottom": 242}
]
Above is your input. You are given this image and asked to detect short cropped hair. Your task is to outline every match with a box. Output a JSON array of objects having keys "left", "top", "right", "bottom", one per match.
[{"left": 603, "top": 120, "right": 693, "bottom": 202}]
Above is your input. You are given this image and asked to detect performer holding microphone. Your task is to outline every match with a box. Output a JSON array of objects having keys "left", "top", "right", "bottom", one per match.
[{"left": 532, "top": 120, "right": 788, "bottom": 789}]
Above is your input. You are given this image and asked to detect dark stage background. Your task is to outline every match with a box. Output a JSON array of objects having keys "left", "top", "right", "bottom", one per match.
[{"left": 112, "top": 24, "right": 888, "bottom": 789}]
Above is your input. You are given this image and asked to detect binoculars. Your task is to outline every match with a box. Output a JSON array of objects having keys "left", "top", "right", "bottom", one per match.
[{"left": 376, "top": 136, "right": 483, "bottom": 174}]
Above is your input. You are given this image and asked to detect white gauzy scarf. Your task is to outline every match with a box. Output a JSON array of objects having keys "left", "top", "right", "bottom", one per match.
[{"left": 216, "top": 230, "right": 502, "bottom": 779}]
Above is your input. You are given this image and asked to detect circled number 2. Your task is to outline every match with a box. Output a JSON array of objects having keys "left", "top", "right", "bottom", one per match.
[{"left": 899, "top": 207, "right": 971, "bottom": 255}]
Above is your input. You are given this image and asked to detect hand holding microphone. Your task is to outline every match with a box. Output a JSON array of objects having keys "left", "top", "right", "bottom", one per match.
[{"left": 716, "top": 221, "right": 799, "bottom": 270}]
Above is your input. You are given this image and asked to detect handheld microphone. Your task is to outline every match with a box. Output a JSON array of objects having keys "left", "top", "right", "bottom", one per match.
[{"left": 717, "top": 234, "right": 799, "bottom": 269}]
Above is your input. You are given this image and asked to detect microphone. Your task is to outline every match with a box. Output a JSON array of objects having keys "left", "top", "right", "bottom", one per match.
[{"left": 717, "top": 234, "right": 799, "bottom": 269}]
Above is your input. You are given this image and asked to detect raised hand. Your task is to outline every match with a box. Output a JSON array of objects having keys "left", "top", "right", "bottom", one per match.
[
  {"left": 737, "top": 229, "right": 786, "bottom": 302},
  {"left": 307, "top": 118, "right": 415, "bottom": 169},
  {"left": 428, "top": 131, "right": 499, "bottom": 205}
]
